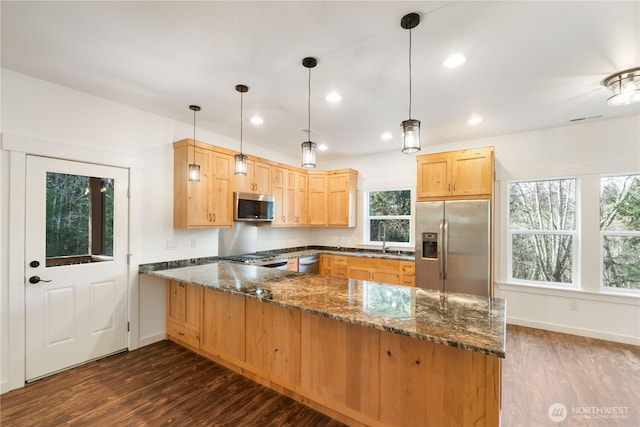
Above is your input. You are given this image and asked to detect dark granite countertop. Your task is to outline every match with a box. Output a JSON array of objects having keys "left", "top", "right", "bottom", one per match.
[
  {"left": 143, "top": 261, "right": 506, "bottom": 358},
  {"left": 138, "top": 245, "right": 414, "bottom": 272}
]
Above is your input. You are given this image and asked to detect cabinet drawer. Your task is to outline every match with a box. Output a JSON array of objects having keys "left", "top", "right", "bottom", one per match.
[
  {"left": 167, "top": 321, "right": 200, "bottom": 348},
  {"left": 400, "top": 263, "right": 415, "bottom": 273},
  {"left": 334, "top": 256, "right": 348, "bottom": 265}
]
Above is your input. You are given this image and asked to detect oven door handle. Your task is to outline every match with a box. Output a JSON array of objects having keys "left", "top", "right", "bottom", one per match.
[{"left": 262, "top": 261, "right": 288, "bottom": 268}]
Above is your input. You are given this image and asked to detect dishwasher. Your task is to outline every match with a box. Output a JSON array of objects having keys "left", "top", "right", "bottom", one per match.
[{"left": 298, "top": 255, "right": 319, "bottom": 274}]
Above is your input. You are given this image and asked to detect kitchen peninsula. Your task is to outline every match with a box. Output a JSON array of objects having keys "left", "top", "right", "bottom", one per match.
[{"left": 142, "top": 251, "right": 505, "bottom": 427}]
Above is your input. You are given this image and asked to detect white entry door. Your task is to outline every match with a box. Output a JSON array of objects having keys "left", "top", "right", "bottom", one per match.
[{"left": 25, "top": 156, "right": 129, "bottom": 381}]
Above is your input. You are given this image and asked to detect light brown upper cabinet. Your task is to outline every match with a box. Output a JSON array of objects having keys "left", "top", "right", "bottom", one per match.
[
  {"left": 417, "top": 146, "right": 494, "bottom": 200},
  {"left": 233, "top": 158, "right": 271, "bottom": 195},
  {"left": 174, "top": 139, "right": 233, "bottom": 228},
  {"left": 307, "top": 172, "right": 327, "bottom": 226},
  {"left": 272, "top": 167, "right": 308, "bottom": 227},
  {"left": 327, "top": 169, "right": 357, "bottom": 227}
]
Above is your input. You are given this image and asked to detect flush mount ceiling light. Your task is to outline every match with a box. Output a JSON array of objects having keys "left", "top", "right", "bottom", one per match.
[
  {"left": 400, "top": 12, "right": 421, "bottom": 154},
  {"left": 301, "top": 56, "right": 318, "bottom": 168},
  {"left": 188, "top": 105, "right": 201, "bottom": 182},
  {"left": 602, "top": 67, "right": 640, "bottom": 106},
  {"left": 234, "top": 84, "right": 249, "bottom": 176}
]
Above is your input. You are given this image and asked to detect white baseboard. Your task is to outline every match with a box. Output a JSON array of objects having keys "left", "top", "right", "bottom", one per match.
[
  {"left": 507, "top": 316, "right": 640, "bottom": 346},
  {"left": 138, "top": 331, "right": 166, "bottom": 348},
  {"left": 1, "top": 379, "right": 9, "bottom": 394}
]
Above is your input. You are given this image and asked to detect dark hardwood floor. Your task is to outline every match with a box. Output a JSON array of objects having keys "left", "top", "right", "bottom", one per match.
[{"left": 1, "top": 325, "right": 638, "bottom": 426}]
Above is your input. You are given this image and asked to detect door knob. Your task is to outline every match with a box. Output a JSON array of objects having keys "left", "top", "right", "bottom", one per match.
[{"left": 29, "top": 276, "right": 51, "bottom": 284}]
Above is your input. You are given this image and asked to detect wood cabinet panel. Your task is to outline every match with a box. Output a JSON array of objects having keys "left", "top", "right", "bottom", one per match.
[
  {"left": 166, "top": 281, "right": 201, "bottom": 348},
  {"left": 379, "top": 330, "right": 500, "bottom": 426},
  {"left": 417, "top": 146, "right": 493, "bottom": 200},
  {"left": 300, "top": 312, "right": 379, "bottom": 419},
  {"left": 173, "top": 140, "right": 233, "bottom": 228},
  {"left": 233, "top": 159, "right": 271, "bottom": 194},
  {"left": 308, "top": 172, "right": 327, "bottom": 226},
  {"left": 320, "top": 254, "right": 414, "bottom": 286},
  {"left": 271, "top": 167, "right": 286, "bottom": 225},
  {"left": 327, "top": 170, "right": 357, "bottom": 227},
  {"left": 245, "top": 299, "right": 301, "bottom": 385},
  {"left": 200, "top": 288, "right": 245, "bottom": 362}
]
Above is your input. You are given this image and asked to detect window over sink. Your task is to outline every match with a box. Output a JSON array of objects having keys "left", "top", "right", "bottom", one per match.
[{"left": 364, "top": 189, "right": 412, "bottom": 247}]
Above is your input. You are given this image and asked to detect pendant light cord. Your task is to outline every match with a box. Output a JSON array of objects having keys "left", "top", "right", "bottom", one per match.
[
  {"left": 307, "top": 66, "right": 311, "bottom": 141},
  {"left": 240, "top": 91, "right": 244, "bottom": 154},
  {"left": 408, "top": 27, "right": 413, "bottom": 120},
  {"left": 192, "top": 108, "right": 196, "bottom": 159}
]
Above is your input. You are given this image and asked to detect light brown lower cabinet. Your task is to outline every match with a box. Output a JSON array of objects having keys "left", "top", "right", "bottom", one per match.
[
  {"left": 166, "top": 281, "right": 501, "bottom": 426},
  {"left": 320, "top": 254, "right": 415, "bottom": 286}
]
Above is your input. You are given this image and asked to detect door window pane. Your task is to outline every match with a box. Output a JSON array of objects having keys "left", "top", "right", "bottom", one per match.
[{"left": 46, "top": 172, "right": 114, "bottom": 267}]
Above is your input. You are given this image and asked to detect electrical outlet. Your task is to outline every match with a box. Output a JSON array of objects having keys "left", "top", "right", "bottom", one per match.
[
  {"left": 190, "top": 239, "right": 196, "bottom": 248},
  {"left": 167, "top": 239, "right": 177, "bottom": 250},
  {"left": 570, "top": 300, "right": 579, "bottom": 311}
]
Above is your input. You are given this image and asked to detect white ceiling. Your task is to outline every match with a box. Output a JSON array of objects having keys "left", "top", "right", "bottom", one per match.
[{"left": 2, "top": 1, "right": 639, "bottom": 163}]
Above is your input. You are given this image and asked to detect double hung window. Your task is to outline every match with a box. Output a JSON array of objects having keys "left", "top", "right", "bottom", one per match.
[
  {"left": 600, "top": 174, "right": 640, "bottom": 291},
  {"left": 364, "top": 189, "right": 412, "bottom": 246},
  {"left": 508, "top": 178, "right": 577, "bottom": 286}
]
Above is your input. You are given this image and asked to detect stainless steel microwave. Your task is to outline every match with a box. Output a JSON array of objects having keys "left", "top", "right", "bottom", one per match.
[{"left": 233, "top": 192, "right": 274, "bottom": 222}]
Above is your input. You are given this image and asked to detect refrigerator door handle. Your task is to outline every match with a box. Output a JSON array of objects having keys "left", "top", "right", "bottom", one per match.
[
  {"left": 443, "top": 219, "right": 449, "bottom": 281},
  {"left": 438, "top": 219, "right": 445, "bottom": 280}
]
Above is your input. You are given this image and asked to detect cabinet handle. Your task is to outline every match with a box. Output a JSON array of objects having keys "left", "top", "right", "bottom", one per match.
[
  {"left": 282, "top": 216, "right": 286, "bottom": 222},
  {"left": 453, "top": 183, "right": 456, "bottom": 192},
  {"left": 448, "top": 184, "right": 451, "bottom": 192},
  {"left": 213, "top": 213, "right": 216, "bottom": 222},
  {"left": 178, "top": 332, "right": 185, "bottom": 336}
]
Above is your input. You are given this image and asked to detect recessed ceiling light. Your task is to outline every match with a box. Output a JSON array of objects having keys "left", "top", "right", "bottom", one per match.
[
  {"left": 326, "top": 92, "right": 342, "bottom": 103},
  {"left": 443, "top": 54, "right": 466, "bottom": 68},
  {"left": 381, "top": 132, "right": 393, "bottom": 140},
  {"left": 318, "top": 144, "right": 328, "bottom": 151},
  {"left": 250, "top": 116, "right": 263, "bottom": 125},
  {"left": 467, "top": 116, "right": 482, "bottom": 125}
]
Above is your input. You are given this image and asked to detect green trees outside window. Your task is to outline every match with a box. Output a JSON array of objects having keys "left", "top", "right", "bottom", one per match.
[
  {"left": 600, "top": 175, "right": 640, "bottom": 290},
  {"left": 367, "top": 190, "right": 411, "bottom": 244},
  {"left": 509, "top": 179, "right": 577, "bottom": 285}
]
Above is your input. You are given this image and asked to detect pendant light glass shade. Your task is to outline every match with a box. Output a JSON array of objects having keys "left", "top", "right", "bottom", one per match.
[
  {"left": 401, "top": 119, "right": 421, "bottom": 154},
  {"left": 234, "top": 84, "right": 249, "bottom": 175},
  {"left": 400, "top": 13, "right": 421, "bottom": 154},
  {"left": 188, "top": 105, "right": 201, "bottom": 182},
  {"left": 301, "top": 141, "right": 317, "bottom": 168},
  {"left": 603, "top": 67, "right": 640, "bottom": 106},
  {"left": 301, "top": 57, "right": 318, "bottom": 168},
  {"left": 234, "top": 153, "right": 248, "bottom": 175}
]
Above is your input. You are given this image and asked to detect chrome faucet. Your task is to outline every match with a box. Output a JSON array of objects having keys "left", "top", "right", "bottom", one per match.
[{"left": 379, "top": 222, "right": 387, "bottom": 254}]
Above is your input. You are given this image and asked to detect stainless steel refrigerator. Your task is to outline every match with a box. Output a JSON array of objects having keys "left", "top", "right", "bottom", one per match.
[{"left": 415, "top": 199, "right": 490, "bottom": 296}]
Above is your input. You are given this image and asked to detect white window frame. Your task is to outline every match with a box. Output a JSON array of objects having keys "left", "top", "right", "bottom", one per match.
[
  {"left": 363, "top": 188, "right": 413, "bottom": 248},
  {"left": 599, "top": 173, "right": 640, "bottom": 294},
  {"left": 507, "top": 177, "right": 580, "bottom": 288}
]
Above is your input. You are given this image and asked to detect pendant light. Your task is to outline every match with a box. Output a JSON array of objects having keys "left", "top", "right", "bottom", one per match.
[
  {"left": 602, "top": 67, "right": 640, "bottom": 106},
  {"left": 301, "top": 57, "right": 317, "bottom": 168},
  {"left": 234, "top": 84, "right": 249, "bottom": 175},
  {"left": 188, "top": 105, "right": 201, "bottom": 181},
  {"left": 400, "top": 13, "right": 421, "bottom": 154}
]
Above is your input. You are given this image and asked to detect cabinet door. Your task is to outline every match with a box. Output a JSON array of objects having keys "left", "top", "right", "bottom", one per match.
[
  {"left": 167, "top": 280, "right": 186, "bottom": 324},
  {"left": 308, "top": 173, "right": 327, "bottom": 225},
  {"left": 451, "top": 147, "right": 493, "bottom": 197},
  {"left": 417, "top": 153, "right": 451, "bottom": 199},
  {"left": 296, "top": 172, "right": 308, "bottom": 225},
  {"left": 285, "top": 170, "right": 297, "bottom": 225},
  {"left": 400, "top": 262, "right": 416, "bottom": 287},
  {"left": 319, "top": 254, "right": 333, "bottom": 276},
  {"left": 186, "top": 147, "right": 214, "bottom": 226},
  {"left": 271, "top": 167, "right": 286, "bottom": 225},
  {"left": 348, "top": 266, "right": 373, "bottom": 281},
  {"left": 211, "top": 152, "right": 233, "bottom": 226},
  {"left": 373, "top": 269, "right": 400, "bottom": 285},
  {"left": 233, "top": 159, "right": 255, "bottom": 193},
  {"left": 253, "top": 161, "right": 272, "bottom": 194},
  {"left": 201, "top": 289, "right": 245, "bottom": 361},
  {"left": 327, "top": 173, "right": 349, "bottom": 226}
]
